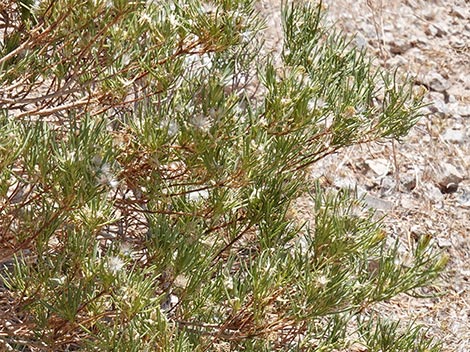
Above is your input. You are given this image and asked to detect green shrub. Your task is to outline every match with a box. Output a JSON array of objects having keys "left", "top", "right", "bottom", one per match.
[{"left": 1, "top": 0, "right": 444, "bottom": 350}]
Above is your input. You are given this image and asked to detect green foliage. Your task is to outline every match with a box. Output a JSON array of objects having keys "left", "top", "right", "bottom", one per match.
[{"left": 1, "top": 0, "right": 442, "bottom": 350}]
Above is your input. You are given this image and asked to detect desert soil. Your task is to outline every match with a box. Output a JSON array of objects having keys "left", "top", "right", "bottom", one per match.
[{"left": 257, "top": 0, "right": 470, "bottom": 350}]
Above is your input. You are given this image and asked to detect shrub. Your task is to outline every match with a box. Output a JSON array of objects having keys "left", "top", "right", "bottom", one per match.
[{"left": 0, "top": 0, "right": 444, "bottom": 350}]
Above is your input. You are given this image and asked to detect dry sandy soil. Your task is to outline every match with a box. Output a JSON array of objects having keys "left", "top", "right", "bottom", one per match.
[{"left": 257, "top": 0, "right": 469, "bottom": 350}]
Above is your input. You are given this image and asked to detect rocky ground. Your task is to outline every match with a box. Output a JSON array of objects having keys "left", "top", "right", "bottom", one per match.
[{"left": 258, "top": 0, "right": 470, "bottom": 350}]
